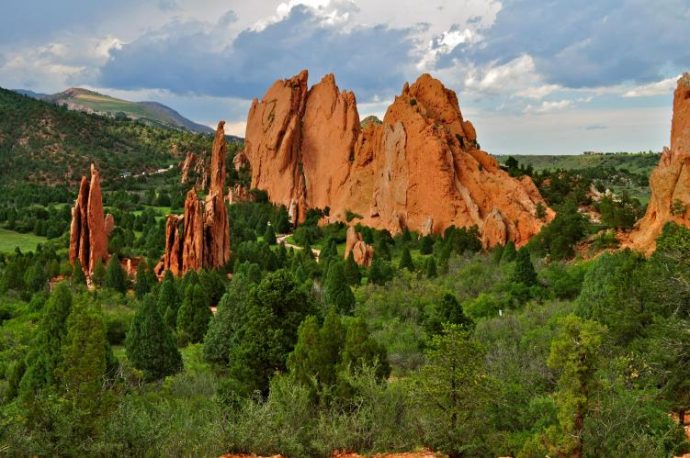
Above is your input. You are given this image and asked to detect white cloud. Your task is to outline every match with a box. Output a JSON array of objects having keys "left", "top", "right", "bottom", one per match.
[
  {"left": 623, "top": 75, "right": 679, "bottom": 98},
  {"left": 523, "top": 99, "right": 572, "bottom": 114},
  {"left": 463, "top": 55, "right": 539, "bottom": 94},
  {"left": 515, "top": 84, "right": 561, "bottom": 99}
]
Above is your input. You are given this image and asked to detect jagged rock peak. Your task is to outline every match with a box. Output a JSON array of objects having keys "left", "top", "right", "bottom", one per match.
[
  {"left": 69, "top": 164, "right": 112, "bottom": 276},
  {"left": 241, "top": 70, "right": 554, "bottom": 247}
]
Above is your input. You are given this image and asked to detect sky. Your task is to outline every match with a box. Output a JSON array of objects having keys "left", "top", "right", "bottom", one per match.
[{"left": 1, "top": 0, "right": 689, "bottom": 154}]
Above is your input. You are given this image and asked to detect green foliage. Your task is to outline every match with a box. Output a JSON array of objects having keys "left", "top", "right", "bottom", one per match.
[
  {"left": 425, "top": 257, "right": 437, "bottom": 278},
  {"left": 177, "top": 284, "right": 212, "bottom": 345},
  {"left": 263, "top": 224, "right": 277, "bottom": 245},
  {"left": 425, "top": 293, "right": 472, "bottom": 335},
  {"left": 529, "top": 201, "right": 589, "bottom": 260},
  {"left": 71, "top": 260, "right": 86, "bottom": 286},
  {"left": 368, "top": 256, "right": 393, "bottom": 285},
  {"left": 398, "top": 246, "right": 415, "bottom": 271},
  {"left": 511, "top": 248, "right": 538, "bottom": 286},
  {"left": 158, "top": 270, "right": 180, "bottom": 327},
  {"left": 134, "top": 259, "right": 155, "bottom": 298},
  {"left": 324, "top": 262, "right": 355, "bottom": 314},
  {"left": 343, "top": 252, "right": 361, "bottom": 286}
]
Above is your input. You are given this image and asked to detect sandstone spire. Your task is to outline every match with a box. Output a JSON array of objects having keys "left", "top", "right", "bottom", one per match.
[
  {"left": 69, "top": 164, "right": 112, "bottom": 276},
  {"left": 624, "top": 73, "right": 690, "bottom": 254},
  {"left": 241, "top": 70, "right": 554, "bottom": 247},
  {"left": 157, "top": 121, "right": 231, "bottom": 276}
]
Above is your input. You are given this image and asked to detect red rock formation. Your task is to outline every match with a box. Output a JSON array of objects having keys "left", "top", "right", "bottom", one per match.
[
  {"left": 69, "top": 164, "right": 112, "bottom": 276},
  {"left": 157, "top": 121, "right": 231, "bottom": 276},
  {"left": 242, "top": 70, "right": 553, "bottom": 247},
  {"left": 344, "top": 226, "right": 374, "bottom": 267},
  {"left": 227, "top": 184, "right": 254, "bottom": 204},
  {"left": 624, "top": 73, "right": 690, "bottom": 254}
]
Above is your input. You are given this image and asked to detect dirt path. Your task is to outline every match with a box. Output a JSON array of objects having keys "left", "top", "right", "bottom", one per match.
[{"left": 276, "top": 233, "right": 321, "bottom": 261}]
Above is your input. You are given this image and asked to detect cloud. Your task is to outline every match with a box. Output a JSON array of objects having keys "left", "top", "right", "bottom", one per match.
[
  {"left": 623, "top": 75, "right": 680, "bottom": 97},
  {"left": 584, "top": 123, "right": 608, "bottom": 130},
  {"left": 523, "top": 99, "right": 572, "bottom": 114},
  {"left": 100, "top": 5, "right": 416, "bottom": 100},
  {"left": 158, "top": 0, "right": 179, "bottom": 12},
  {"left": 445, "top": 0, "right": 690, "bottom": 89}
]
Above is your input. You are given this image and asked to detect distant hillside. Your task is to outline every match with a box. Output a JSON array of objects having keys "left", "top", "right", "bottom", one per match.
[
  {"left": 495, "top": 152, "right": 660, "bottom": 176},
  {"left": 16, "top": 87, "right": 214, "bottom": 134},
  {"left": 0, "top": 87, "right": 214, "bottom": 184}
]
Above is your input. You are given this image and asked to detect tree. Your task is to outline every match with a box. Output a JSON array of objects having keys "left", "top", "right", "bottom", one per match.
[
  {"left": 501, "top": 240, "right": 517, "bottom": 263},
  {"left": 134, "top": 260, "right": 154, "bottom": 298},
  {"left": 426, "top": 257, "right": 437, "bottom": 278},
  {"left": 340, "top": 317, "right": 390, "bottom": 381},
  {"left": 420, "top": 235, "right": 434, "bottom": 255},
  {"left": 368, "top": 256, "right": 393, "bottom": 285},
  {"left": 343, "top": 252, "right": 361, "bottom": 286},
  {"left": 412, "top": 324, "right": 492, "bottom": 457},
  {"left": 91, "top": 259, "right": 106, "bottom": 287},
  {"left": 512, "top": 248, "right": 537, "bottom": 286},
  {"left": 58, "top": 300, "right": 109, "bottom": 437},
  {"left": 539, "top": 314, "right": 606, "bottom": 458},
  {"left": 177, "top": 284, "right": 212, "bottom": 345},
  {"left": 263, "top": 224, "right": 277, "bottom": 245},
  {"left": 126, "top": 294, "right": 182, "bottom": 381},
  {"left": 158, "top": 270, "right": 180, "bottom": 328},
  {"left": 324, "top": 261, "right": 355, "bottom": 314},
  {"left": 104, "top": 254, "right": 127, "bottom": 293},
  {"left": 19, "top": 282, "right": 73, "bottom": 398},
  {"left": 71, "top": 260, "right": 86, "bottom": 286},
  {"left": 425, "top": 293, "right": 472, "bottom": 335},
  {"left": 399, "top": 246, "right": 415, "bottom": 271}
]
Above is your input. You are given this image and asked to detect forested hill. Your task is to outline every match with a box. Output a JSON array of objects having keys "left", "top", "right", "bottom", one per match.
[{"left": 0, "top": 87, "right": 215, "bottom": 185}]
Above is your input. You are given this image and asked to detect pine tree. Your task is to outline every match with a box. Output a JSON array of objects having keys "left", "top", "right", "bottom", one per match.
[
  {"left": 426, "top": 257, "right": 438, "bottom": 278},
  {"left": 340, "top": 317, "right": 390, "bottom": 380},
  {"left": 512, "top": 248, "right": 538, "bottom": 286},
  {"left": 126, "top": 294, "right": 182, "bottom": 381},
  {"left": 19, "top": 282, "right": 73, "bottom": 398},
  {"left": 104, "top": 254, "right": 127, "bottom": 293},
  {"left": 91, "top": 259, "right": 106, "bottom": 286},
  {"left": 177, "top": 283, "right": 212, "bottom": 344},
  {"left": 343, "top": 252, "right": 361, "bottom": 286},
  {"left": 324, "top": 261, "right": 355, "bottom": 314},
  {"left": 58, "top": 300, "right": 108, "bottom": 435},
  {"left": 263, "top": 224, "right": 277, "bottom": 245},
  {"left": 399, "top": 246, "right": 415, "bottom": 271},
  {"left": 368, "top": 255, "right": 392, "bottom": 285},
  {"left": 420, "top": 235, "right": 434, "bottom": 255},
  {"left": 71, "top": 260, "right": 86, "bottom": 286},
  {"left": 158, "top": 270, "right": 180, "bottom": 327},
  {"left": 501, "top": 240, "right": 517, "bottom": 263},
  {"left": 134, "top": 260, "right": 152, "bottom": 298}
]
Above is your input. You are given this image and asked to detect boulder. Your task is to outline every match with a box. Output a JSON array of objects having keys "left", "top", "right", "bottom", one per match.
[
  {"left": 624, "top": 73, "right": 690, "bottom": 254},
  {"left": 241, "top": 71, "right": 553, "bottom": 247},
  {"left": 344, "top": 226, "right": 374, "bottom": 267},
  {"left": 68, "top": 164, "right": 111, "bottom": 277}
]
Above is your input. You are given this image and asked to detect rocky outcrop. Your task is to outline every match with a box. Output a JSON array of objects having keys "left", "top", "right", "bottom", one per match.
[
  {"left": 227, "top": 184, "right": 254, "bottom": 204},
  {"left": 69, "top": 164, "right": 112, "bottom": 276},
  {"left": 344, "top": 226, "right": 374, "bottom": 266},
  {"left": 242, "top": 70, "right": 553, "bottom": 247},
  {"left": 624, "top": 73, "right": 690, "bottom": 254},
  {"left": 157, "top": 121, "right": 231, "bottom": 276},
  {"left": 180, "top": 152, "right": 207, "bottom": 189}
]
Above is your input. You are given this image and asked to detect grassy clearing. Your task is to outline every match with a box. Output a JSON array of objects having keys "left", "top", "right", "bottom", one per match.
[{"left": 0, "top": 227, "right": 47, "bottom": 253}]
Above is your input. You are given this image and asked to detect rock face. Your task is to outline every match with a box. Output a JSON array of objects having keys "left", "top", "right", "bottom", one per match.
[
  {"left": 157, "top": 122, "right": 231, "bottom": 276},
  {"left": 625, "top": 73, "right": 690, "bottom": 254},
  {"left": 69, "top": 164, "right": 112, "bottom": 276},
  {"left": 242, "top": 70, "right": 553, "bottom": 246},
  {"left": 180, "top": 152, "right": 207, "bottom": 189},
  {"left": 344, "top": 226, "right": 374, "bottom": 266}
]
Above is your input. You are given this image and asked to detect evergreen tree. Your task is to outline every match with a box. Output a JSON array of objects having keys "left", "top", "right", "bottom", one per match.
[
  {"left": 24, "top": 262, "right": 47, "bottom": 292},
  {"left": 134, "top": 260, "right": 152, "bottom": 298},
  {"left": 426, "top": 257, "right": 438, "bottom": 278},
  {"left": 340, "top": 317, "right": 390, "bottom": 381},
  {"left": 324, "top": 262, "right": 355, "bottom": 314},
  {"left": 177, "top": 284, "right": 212, "bottom": 344},
  {"left": 91, "top": 259, "right": 106, "bottom": 287},
  {"left": 541, "top": 314, "right": 606, "bottom": 458},
  {"left": 501, "top": 240, "right": 517, "bottom": 263},
  {"left": 104, "top": 254, "right": 127, "bottom": 293},
  {"left": 158, "top": 270, "right": 180, "bottom": 327},
  {"left": 71, "top": 260, "right": 86, "bottom": 286},
  {"left": 375, "top": 235, "right": 391, "bottom": 260},
  {"left": 420, "top": 235, "right": 434, "bottom": 255},
  {"left": 263, "top": 224, "right": 277, "bottom": 245},
  {"left": 512, "top": 248, "right": 538, "bottom": 286},
  {"left": 19, "top": 282, "right": 72, "bottom": 398},
  {"left": 368, "top": 256, "right": 393, "bottom": 285},
  {"left": 343, "top": 252, "right": 361, "bottom": 286},
  {"left": 58, "top": 300, "right": 108, "bottom": 436},
  {"left": 399, "top": 246, "right": 415, "bottom": 271},
  {"left": 126, "top": 294, "right": 182, "bottom": 381}
]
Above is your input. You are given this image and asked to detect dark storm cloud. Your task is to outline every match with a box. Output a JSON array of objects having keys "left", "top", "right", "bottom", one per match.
[
  {"left": 100, "top": 5, "right": 415, "bottom": 100},
  {"left": 439, "top": 0, "right": 690, "bottom": 88}
]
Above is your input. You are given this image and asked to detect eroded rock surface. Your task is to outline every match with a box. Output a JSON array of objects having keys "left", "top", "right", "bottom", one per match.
[
  {"left": 242, "top": 70, "right": 553, "bottom": 247},
  {"left": 69, "top": 164, "right": 112, "bottom": 276},
  {"left": 624, "top": 74, "right": 690, "bottom": 254},
  {"left": 344, "top": 226, "right": 374, "bottom": 267},
  {"left": 157, "top": 122, "right": 231, "bottom": 276}
]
